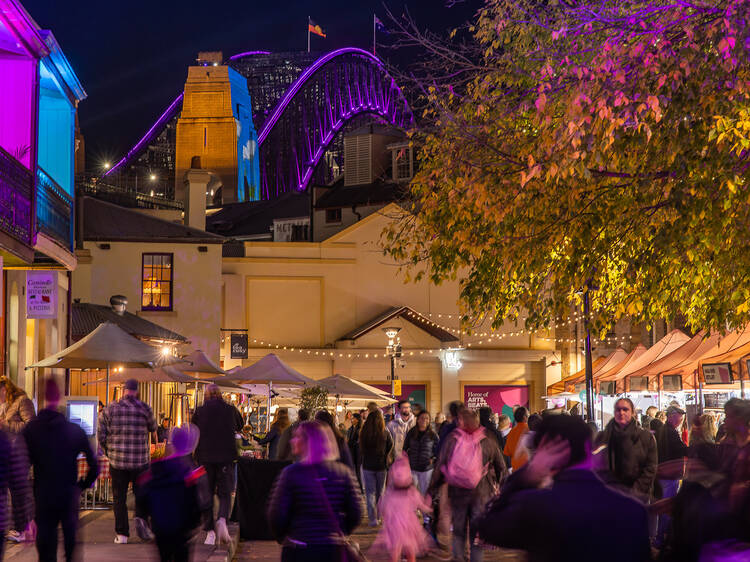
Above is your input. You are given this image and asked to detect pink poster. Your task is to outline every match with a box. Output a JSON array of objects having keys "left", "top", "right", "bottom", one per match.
[
  {"left": 463, "top": 385, "right": 529, "bottom": 419},
  {"left": 371, "top": 383, "right": 426, "bottom": 411}
]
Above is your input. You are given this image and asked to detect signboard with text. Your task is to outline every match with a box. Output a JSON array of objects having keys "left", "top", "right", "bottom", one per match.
[
  {"left": 230, "top": 333, "right": 248, "bottom": 359},
  {"left": 26, "top": 271, "right": 57, "bottom": 319},
  {"left": 662, "top": 375, "right": 683, "bottom": 392},
  {"left": 463, "top": 385, "right": 529, "bottom": 419},
  {"left": 703, "top": 363, "right": 733, "bottom": 385}
]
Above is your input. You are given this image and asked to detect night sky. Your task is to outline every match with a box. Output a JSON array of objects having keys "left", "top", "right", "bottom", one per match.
[{"left": 22, "top": 0, "right": 478, "bottom": 171}]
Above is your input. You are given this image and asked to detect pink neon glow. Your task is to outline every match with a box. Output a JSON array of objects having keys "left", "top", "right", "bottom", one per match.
[
  {"left": 228, "top": 50, "right": 271, "bottom": 61},
  {"left": 258, "top": 47, "right": 407, "bottom": 145},
  {"left": 0, "top": 56, "right": 35, "bottom": 168}
]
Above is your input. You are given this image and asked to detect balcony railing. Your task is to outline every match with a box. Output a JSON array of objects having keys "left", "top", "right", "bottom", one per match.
[
  {"left": 36, "top": 167, "right": 73, "bottom": 251},
  {"left": 76, "top": 175, "right": 184, "bottom": 211},
  {"left": 0, "top": 146, "right": 33, "bottom": 246}
]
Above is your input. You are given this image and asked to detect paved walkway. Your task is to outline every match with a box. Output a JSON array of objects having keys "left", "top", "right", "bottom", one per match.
[{"left": 4, "top": 511, "right": 527, "bottom": 561}]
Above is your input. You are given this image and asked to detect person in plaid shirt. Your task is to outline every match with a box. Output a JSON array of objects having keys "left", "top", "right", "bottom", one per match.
[{"left": 98, "top": 378, "right": 158, "bottom": 544}]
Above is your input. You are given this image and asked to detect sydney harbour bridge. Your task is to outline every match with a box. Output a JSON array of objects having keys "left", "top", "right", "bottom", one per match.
[{"left": 97, "top": 48, "right": 414, "bottom": 204}]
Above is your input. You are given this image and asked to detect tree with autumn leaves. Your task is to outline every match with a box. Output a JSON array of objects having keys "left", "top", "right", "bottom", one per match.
[{"left": 383, "top": 0, "right": 750, "bottom": 335}]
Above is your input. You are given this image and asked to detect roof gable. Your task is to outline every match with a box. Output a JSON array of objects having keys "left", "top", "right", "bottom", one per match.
[{"left": 339, "top": 305, "right": 459, "bottom": 345}]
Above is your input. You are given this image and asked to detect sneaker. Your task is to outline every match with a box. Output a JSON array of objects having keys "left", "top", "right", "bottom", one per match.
[
  {"left": 204, "top": 530, "right": 216, "bottom": 545},
  {"left": 114, "top": 535, "right": 128, "bottom": 544},
  {"left": 134, "top": 517, "right": 154, "bottom": 541},
  {"left": 216, "top": 518, "right": 231, "bottom": 544}
]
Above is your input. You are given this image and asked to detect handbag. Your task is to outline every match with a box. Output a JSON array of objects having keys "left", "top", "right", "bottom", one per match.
[{"left": 311, "top": 466, "right": 369, "bottom": 562}]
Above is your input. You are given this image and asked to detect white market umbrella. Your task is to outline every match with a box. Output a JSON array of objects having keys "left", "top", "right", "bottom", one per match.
[
  {"left": 28, "top": 322, "right": 185, "bottom": 403},
  {"left": 316, "top": 374, "right": 396, "bottom": 408}
]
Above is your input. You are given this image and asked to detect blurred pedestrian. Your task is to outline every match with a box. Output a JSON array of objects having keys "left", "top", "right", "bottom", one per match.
[
  {"left": 504, "top": 407, "right": 530, "bottom": 471},
  {"left": 0, "top": 419, "right": 33, "bottom": 560},
  {"left": 594, "top": 397, "right": 657, "bottom": 501},
  {"left": 255, "top": 407, "right": 290, "bottom": 460},
  {"left": 98, "top": 378, "right": 157, "bottom": 544},
  {"left": 24, "top": 378, "right": 98, "bottom": 562},
  {"left": 428, "top": 407, "right": 506, "bottom": 562},
  {"left": 191, "top": 384, "right": 244, "bottom": 545},
  {"left": 387, "top": 400, "right": 416, "bottom": 456},
  {"left": 137, "top": 424, "right": 208, "bottom": 562},
  {"left": 479, "top": 407, "right": 504, "bottom": 450},
  {"left": 346, "top": 412, "right": 364, "bottom": 491},
  {"left": 315, "top": 410, "right": 355, "bottom": 471},
  {"left": 655, "top": 405, "right": 689, "bottom": 546},
  {"left": 434, "top": 412, "right": 446, "bottom": 434},
  {"left": 437, "top": 401, "right": 463, "bottom": 455},
  {"left": 267, "top": 421, "right": 362, "bottom": 560},
  {"left": 0, "top": 376, "right": 35, "bottom": 543},
  {"left": 403, "top": 410, "right": 439, "bottom": 533},
  {"left": 277, "top": 409, "right": 311, "bottom": 462},
  {"left": 370, "top": 454, "right": 433, "bottom": 562},
  {"left": 156, "top": 417, "right": 171, "bottom": 444},
  {"left": 479, "top": 414, "right": 651, "bottom": 561},
  {"left": 359, "top": 409, "right": 394, "bottom": 526}
]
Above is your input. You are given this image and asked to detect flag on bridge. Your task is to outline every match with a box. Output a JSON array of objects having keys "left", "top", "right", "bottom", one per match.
[
  {"left": 374, "top": 15, "right": 388, "bottom": 34},
  {"left": 308, "top": 19, "right": 326, "bottom": 38}
]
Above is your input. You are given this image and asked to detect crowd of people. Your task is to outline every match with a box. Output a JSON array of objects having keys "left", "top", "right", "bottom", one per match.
[{"left": 5, "top": 373, "right": 750, "bottom": 561}]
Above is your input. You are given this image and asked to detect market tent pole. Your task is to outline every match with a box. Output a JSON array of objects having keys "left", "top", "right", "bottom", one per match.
[
  {"left": 657, "top": 374, "right": 661, "bottom": 411},
  {"left": 267, "top": 381, "right": 273, "bottom": 432},
  {"left": 105, "top": 363, "right": 110, "bottom": 405}
]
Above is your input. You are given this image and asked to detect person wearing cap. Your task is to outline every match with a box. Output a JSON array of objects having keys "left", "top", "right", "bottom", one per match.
[
  {"left": 23, "top": 378, "right": 98, "bottom": 561},
  {"left": 654, "top": 404, "right": 688, "bottom": 547},
  {"left": 98, "top": 378, "right": 158, "bottom": 545}
]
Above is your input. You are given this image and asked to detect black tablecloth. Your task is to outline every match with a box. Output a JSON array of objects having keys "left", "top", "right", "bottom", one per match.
[{"left": 231, "top": 457, "right": 290, "bottom": 540}]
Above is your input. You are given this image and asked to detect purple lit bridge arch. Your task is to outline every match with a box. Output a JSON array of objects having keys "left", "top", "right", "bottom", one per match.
[
  {"left": 103, "top": 48, "right": 414, "bottom": 199},
  {"left": 256, "top": 47, "right": 414, "bottom": 197}
]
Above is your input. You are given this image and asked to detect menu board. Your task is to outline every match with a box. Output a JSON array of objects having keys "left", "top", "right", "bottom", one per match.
[
  {"left": 703, "top": 363, "right": 733, "bottom": 385},
  {"left": 463, "top": 385, "right": 529, "bottom": 419}
]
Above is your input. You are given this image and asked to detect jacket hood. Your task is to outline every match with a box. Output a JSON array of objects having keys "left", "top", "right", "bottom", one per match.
[
  {"left": 396, "top": 413, "right": 415, "bottom": 426},
  {"left": 37, "top": 408, "right": 66, "bottom": 426}
]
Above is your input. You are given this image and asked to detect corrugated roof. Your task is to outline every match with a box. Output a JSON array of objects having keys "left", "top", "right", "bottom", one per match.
[
  {"left": 206, "top": 192, "right": 310, "bottom": 238},
  {"left": 82, "top": 197, "right": 224, "bottom": 244},
  {"left": 72, "top": 302, "right": 187, "bottom": 343},
  {"left": 339, "top": 306, "right": 459, "bottom": 344}
]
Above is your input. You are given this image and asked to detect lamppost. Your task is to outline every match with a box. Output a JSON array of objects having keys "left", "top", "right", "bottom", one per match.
[
  {"left": 383, "top": 326, "right": 402, "bottom": 416},
  {"left": 582, "top": 283, "right": 595, "bottom": 422}
]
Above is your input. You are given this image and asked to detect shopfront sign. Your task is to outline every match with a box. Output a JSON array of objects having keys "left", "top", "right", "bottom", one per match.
[
  {"left": 230, "top": 333, "right": 248, "bottom": 359},
  {"left": 463, "top": 385, "right": 529, "bottom": 419},
  {"left": 372, "top": 383, "right": 425, "bottom": 410},
  {"left": 629, "top": 376, "right": 649, "bottom": 392},
  {"left": 26, "top": 271, "right": 57, "bottom": 319},
  {"left": 703, "top": 362, "right": 733, "bottom": 385},
  {"left": 662, "top": 375, "right": 683, "bottom": 391}
]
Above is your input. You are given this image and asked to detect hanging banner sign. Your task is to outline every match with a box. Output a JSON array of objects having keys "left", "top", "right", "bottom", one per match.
[
  {"left": 230, "top": 333, "right": 249, "bottom": 359},
  {"left": 463, "top": 385, "right": 529, "bottom": 419},
  {"left": 703, "top": 363, "right": 733, "bottom": 385},
  {"left": 662, "top": 375, "right": 683, "bottom": 391},
  {"left": 26, "top": 271, "right": 57, "bottom": 319},
  {"left": 629, "top": 376, "right": 649, "bottom": 392}
]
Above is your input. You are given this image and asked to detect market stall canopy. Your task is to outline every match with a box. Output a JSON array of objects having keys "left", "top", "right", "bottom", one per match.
[
  {"left": 621, "top": 330, "right": 713, "bottom": 381},
  {"left": 592, "top": 344, "right": 648, "bottom": 383},
  {"left": 85, "top": 366, "right": 201, "bottom": 384},
  {"left": 27, "top": 322, "right": 185, "bottom": 370},
  {"left": 223, "top": 354, "right": 316, "bottom": 385},
  {"left": 698, "top": 325, "right": 750, "bottom": 381},
  {"left": 316, "top": 374, "right": 397, "bottom": 406},
  {"left": 598, "top": 330, "right": 691, "bottom": 385},
  {"left": 546, "top": 356, "right": 607, "bottom": 395},
  {"left": 177, "top": 350, "right": 226, "bottom": 378}
]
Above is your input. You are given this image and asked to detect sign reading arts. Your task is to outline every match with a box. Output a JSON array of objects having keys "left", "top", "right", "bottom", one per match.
[
  {"left": 26, "top": 271, "right": 57, "bottom": 319},
  {"left": 230, "top": 333, "right": 248, "bottom": 359}
]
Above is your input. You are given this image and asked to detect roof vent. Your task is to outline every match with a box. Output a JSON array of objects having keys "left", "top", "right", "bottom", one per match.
[{"left": 110, "top": 295, "right": 128, "bottom": 315}]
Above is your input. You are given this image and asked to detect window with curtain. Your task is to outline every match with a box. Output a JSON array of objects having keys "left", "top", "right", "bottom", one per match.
[{"left": 142, "top": 253, "right": 173, "bottom": 311}]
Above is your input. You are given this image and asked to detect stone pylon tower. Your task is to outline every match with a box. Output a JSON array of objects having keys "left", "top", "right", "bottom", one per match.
[{"left": 175, "top": 52, "right": 260, "bottom": 204}]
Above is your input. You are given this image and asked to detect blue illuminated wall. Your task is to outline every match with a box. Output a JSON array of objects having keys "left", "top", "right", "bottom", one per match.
[
  {"left": 228, "top": 67, "right": 260, "bottom": 201},
  {"left": 37, "top": 59, "right": 75, "bottom": 195}
]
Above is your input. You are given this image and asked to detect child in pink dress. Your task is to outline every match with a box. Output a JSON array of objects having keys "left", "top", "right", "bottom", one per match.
[{"left": 370, "top": 454, "right": 433, "bottom": 562}]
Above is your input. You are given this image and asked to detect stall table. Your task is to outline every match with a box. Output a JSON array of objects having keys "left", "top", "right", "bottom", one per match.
[{"left": 232, "top": 457, "right": 290, "bottom": 540}]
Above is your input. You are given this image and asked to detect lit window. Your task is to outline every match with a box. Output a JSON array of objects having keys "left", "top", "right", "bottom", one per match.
[
  {"left": 395, "top": 146, "right": 412, "bottom": 181},
  {"left": 325, "top": 208, "right": 342, "bottom": 224},
  {"left": 142, "top": 253, "right": 173, "bottom": 311}
]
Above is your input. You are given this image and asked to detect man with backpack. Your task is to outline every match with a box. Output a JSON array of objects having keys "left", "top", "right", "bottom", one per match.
[{"left": 428, "top": 407, "right": 507, "bottom": 562}]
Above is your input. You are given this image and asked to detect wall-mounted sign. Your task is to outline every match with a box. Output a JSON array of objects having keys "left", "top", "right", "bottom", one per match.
[
  {"left": 600, "top": 381, "right": 617, "bottom": 395},
  {"left": 662, "top": 375, "right": 683, "bottom": 392},
  {"left": 629, "top": 376, "right": 649, "bottom": 392},
  {"left": 443, "top": 350, "right": 462, "bottom": 370},
  {"left": 26, "top": 271, "right": 57, "bottom": 319},
  {"left": 703, "top": 363, "right": 733, "bottom": 385},
  {"left": 463, "top": 385, "right": 529, "bottom": 419},
  {"left": 372, "top": 383, "right": 426, "bottom": 412},
  {"left": 230, "top": 333, "right": 248, "bottom": 359}
]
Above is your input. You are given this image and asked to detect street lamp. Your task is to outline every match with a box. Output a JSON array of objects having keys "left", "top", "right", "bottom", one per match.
[
  {"left": 150, "top": 173, "right": 156, "bottom": 181},
  {"left": 103, "top": 161, "right": 111, "bottom": 170},
  {"left": 383, "top": 326, "right": 402, "bottom": 416}
]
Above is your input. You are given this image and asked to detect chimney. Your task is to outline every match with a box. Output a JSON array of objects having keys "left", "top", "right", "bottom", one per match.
[
  {"left": 110, "top": 295, "right": 127, "bottom": 315},
  {"left": 183, "top": 159, "right": 211, "bottom": 231}
]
